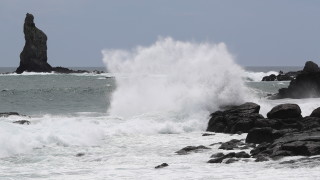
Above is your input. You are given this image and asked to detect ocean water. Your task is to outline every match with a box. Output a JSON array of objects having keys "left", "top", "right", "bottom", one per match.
[{"left": 1, "top": 38, "right": 320, "bottom": 179}]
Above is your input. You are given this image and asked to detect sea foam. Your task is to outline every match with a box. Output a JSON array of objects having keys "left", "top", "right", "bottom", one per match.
[{"left": 102, "top": 37, "right": 251, "bottom": 132}]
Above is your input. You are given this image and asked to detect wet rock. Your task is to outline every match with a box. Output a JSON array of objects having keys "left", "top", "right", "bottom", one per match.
[
  {"left": 202, "top": 133, "right": 215, "bottom": 136},
  {"left": 218, "top": 139, "right": 245, "bottom": 150},
  {"left": 210, "top": 152, "right": 225, "bottom": 158},
  {"left": 262, "top": 72, "right": 295, "bottom": 82},
  {"left": 255, "top": 154, "right": 269, "bottom": 162},
  {"left": 250, "top": 128, "right": 320, "bottom": 158},
  {"left": 76, "top": 153, "right": 85, "bottom": 157},
  {"left": 310, "top": 107, "right": 320, "bottom": 118},
  {"left": 299, "top": 116, "right": 320, "bottom": 130},
  {"left": 267, "top": 104, "right": 302, "bottom": 119},
  {"left": 208, "top": 151, "right": 250, "bottom": 164},
  {"left": 225, "top": 158, "right": 239, "bottom": 164},
  {"left": 13, "top": 120, "right": 30, "bottom": 125},
  {"left": 208, "top": 157, "right": 225, "bottom": 163},
  {"left": 209, "top": 142, "right": 222, "bottom": 146},
  {"left": 155, "top": 163, "right": 168, "bottom": 169},
  {"left": 250, "top": 142, "right": 271, "bottom": 156},
  {"left": 246, "top": 128, "right": 274, "bottom": 144},
  {"left": 0, "top": 112, "right": 20, "bottom": 117},
  {"left": 262, "top": 74, "right": 277, "bottom": 81},
  {"left": 175, "top": 145, "right": 210, "bottom": 155},
  {"left": 234, "top": 151, "right": 250, "bottom": 158},
  {"left": 52, "top": 67, "right": 89, "bottom": 74},
  {"left": 275, "top": 61, "right": 320, "bottom": 99},
  {"left": 207, "top": 102, "right": 263, "bottom": 133}
]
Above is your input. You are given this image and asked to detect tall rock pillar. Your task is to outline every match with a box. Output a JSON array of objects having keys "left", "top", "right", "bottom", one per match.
[{"left": 16, "top": 13, "right": 52, "bottom": 73}]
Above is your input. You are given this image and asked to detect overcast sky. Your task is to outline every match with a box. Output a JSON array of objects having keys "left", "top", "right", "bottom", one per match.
[{"left": 1, "top": 0, "right": 320, "bottom": 67}]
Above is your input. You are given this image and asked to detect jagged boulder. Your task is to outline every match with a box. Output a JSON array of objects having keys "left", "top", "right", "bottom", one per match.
[
  {"left": 206, "top": 102, "right": 263, "bottom": 133},
  {"left": 275, "top": 61, "right": 320, "bottom": 99},
  {"left": 16, "top": 13, "right": 52, "bottom": 73},
  {"left": 303, "top": 61, "right": 320, "bottom": 73}
]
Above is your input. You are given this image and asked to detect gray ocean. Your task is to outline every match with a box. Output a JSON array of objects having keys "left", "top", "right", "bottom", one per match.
[{"left": 2, "top": 64, "right": 320, "bottom": 180}]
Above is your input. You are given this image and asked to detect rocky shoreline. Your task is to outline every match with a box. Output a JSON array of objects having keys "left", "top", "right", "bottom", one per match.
[{"left": 171, "top": 102, "right": 320, "bottom": 165}]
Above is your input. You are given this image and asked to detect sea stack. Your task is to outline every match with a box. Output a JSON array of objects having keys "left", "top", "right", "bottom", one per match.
[{"left": 16, "top": 13, "right": 52, "bottom": 73}]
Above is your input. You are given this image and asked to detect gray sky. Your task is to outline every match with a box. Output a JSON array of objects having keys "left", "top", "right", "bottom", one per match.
[{"left": 1, "top": 0, "right": 320, "bottom": 67}]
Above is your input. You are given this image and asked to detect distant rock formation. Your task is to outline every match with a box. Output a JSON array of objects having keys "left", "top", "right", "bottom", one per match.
[
  {"left": 16, "top": 13, "right": 52, "bottom": 74},
  {"left": 15, "top": 13, "right": 104, "bottom": 74},
  {"left": 274, "top": 61, "right": 320, "bottom": 99},
  {"left": 262, "top": 71, "right": 300, "bottom": 81}
]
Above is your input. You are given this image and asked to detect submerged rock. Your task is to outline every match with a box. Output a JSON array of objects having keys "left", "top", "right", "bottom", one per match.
[
  {"left": 76, "top": 153, "right": 85, "bottom": 157},
  {"left": 207, "top": 151, "right": 250, "bottom": 164},
  {"left": 0, "top": 112, "right": 20, "bottom": 117},
  {"left": 175, "top": 145, "right": 210, "bottom": 155},
  {"left": 13, "top": 120, "right": 30, "bottom": 125},
  {"left": 155, "top": 163, "right": 169, "bottom": 169}
]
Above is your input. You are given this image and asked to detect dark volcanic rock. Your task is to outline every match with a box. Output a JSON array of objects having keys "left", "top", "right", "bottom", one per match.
[
  {"left": 262, "top": 74, "right": 277, "bottom": 81},
  {"left": 13, "top": 120, "right": 30, "bottom": 125},
  {"left": 202, "top": 133, "right": 215, "bottom": 136},
  {"left": 310, "top": 107, "right": 320, "bottom": 118},
  {"left": 299, "top": 116, "right": 320, "bottom": 130},
  {"left": 210, "top": 152, "right": 225, "bottom": 158},
  {"left": 218, "top": 139, "right": 245, "bottom": 150},
  {"left": 52, "top": 67, "right": 89, "bottom": 74},
  {"left": 246, "top": 128, "right": 297, "bottom": 144},
  {"left": 246, "top": 128, "right": 275, "bottom": 144},
  {"left": 155, "top": 163, "right": 169, "bottom": 169},
  {"left": 275, "top": 61, "right": 320, "bottom": 99},
  {"left": 208, "top": 151, "right": 250, "bottom": 164},
  {"left": 262, "top": 70, "right": 297, "bottom": 82},
  {"left": 15, "top": 13, "right": 97, "bottom": 74},
  {"left": 303, "top": 61, "right": 320, "bottom": 73},
  {"left": 225, "top": 158, "right": 239, "bottom": 164},
  {"left": 76, "top": 153, "right": 85, "bottom": 157},
  {"left": 250, "top": 128, "right": 320, "bottom": 158},
  {"left": 175, "top": 145, "right": 210, "bottom": 155},
  {"left": 0, "top": 112, "right": 20, "bottom": 117},
  {"left": 267, "top": 104, "right": 302, "bottom": 119},
  {"left": 255, "top": 154, "right": 269, "bottom": 162},
  {"left": 16, "top": 13, "right": 52, "bottom": 73},
  {"left": 206, "top": 102, "right": 263, "bottom": 133}
]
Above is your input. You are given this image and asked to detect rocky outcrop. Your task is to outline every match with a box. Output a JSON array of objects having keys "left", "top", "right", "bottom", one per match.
[
  {"left": 303, "top": 61, "right": 320, "bottom": 73},
  {"left": 155, "top": 163, "right": 169, "bottom": 169},
  {"left": 250, "top": 128, "right": 320, "bottom": 157},
  {"left": 206, "top": 102, "right": 263, "bottom": 133},
  {"left": 15, "top": 13, "right": 104, "bottom": 74},
  {"left": 175, "top": 145, "right": 210, "bottom": 155},
  {"left": 16, "top": 13, "right": 52, "bottom": 73},
  {"left": 310, "top": 107, "right": 320, "bottom": 118},
  {"left": 267, "top": 104, "right": 302, "bottom": 119},
  {"left": 274, "top": 61, "right": 320, "bottom": 99},
  {"left": 262, "top": 71, "right": 296, "bottom": 81},
  {"left": 206, "top": 102, "right": 320, "bottom": 160}
]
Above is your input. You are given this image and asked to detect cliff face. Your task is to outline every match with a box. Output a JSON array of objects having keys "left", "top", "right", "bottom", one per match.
[{"left": 16, "top": 13, "right": 52, "bottom": 73}]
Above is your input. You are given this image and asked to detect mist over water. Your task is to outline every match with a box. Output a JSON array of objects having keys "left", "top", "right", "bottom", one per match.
[{"left": 102, "top": 37, "right": 251, "bottom": 131}]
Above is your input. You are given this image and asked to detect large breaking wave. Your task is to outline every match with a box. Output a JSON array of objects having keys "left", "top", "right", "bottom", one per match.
[{"left": 102, "top": 37, "right": 251, "bottom": 132}]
